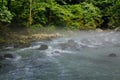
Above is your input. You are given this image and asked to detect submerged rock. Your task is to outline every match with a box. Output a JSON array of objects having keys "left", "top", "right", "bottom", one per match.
[
  {"left": 54, "top": 51, "right": 60, "bottom": 53},
  {"left": 4, "top": 54, "right": 14, "bottom": 58},
  {"left": 108, "top": 53, "right": 117, "bottom": 57},
  {"left": 0, "top": 55, "right": 5, "bottom": 60},
  {"left": 0, "top": 53, "right": 14, "bottom": 61},
  {"left": 39, "top": 44, "right": 48, "bottom": 50},
  {"left": 60, "top": 39, "right": 79, "bottom": 50}
]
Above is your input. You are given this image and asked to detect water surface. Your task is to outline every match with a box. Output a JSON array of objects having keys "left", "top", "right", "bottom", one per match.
[{"left": 0, "top": 31, "right": 120, "bottom": 80}]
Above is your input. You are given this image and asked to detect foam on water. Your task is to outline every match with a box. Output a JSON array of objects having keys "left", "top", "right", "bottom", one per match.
[
  {"left": 43, "top": 46, "right": 73, "bottom": 57},
  {"left": 16, "top": 45, "right": 40, "bottom": 52}
]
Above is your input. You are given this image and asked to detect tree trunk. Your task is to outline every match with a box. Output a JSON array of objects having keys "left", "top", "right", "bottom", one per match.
[
  {"left": 22, "top": 0, "right": 26, "bottom": 10},
  {"left": 2, "top": 0, "right": 3, "bottom": 6},
  {"left": 29, "top": 0, "right": 32, "bottom": 26},
  {"left": 7, "top": 0, "right": 11, "bottom": 10}
]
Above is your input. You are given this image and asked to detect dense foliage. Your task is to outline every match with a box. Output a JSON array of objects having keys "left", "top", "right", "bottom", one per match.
[
  {"left": 0, "top": 6, "right": 13, "bottom": 23},
  {"left": 0, "top": 0, "right": 120, "bottom": 29}
]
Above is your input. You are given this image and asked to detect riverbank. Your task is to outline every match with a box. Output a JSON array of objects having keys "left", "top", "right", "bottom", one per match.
[
  {"left": 0, "top": 27, "right": 62, "bottom": 49},
  {"left": 0, "top": 26, "right": 118, "bottom": 49}
]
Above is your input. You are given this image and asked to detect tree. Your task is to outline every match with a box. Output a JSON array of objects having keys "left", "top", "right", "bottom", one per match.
[
  {"left": 0, "top": 6, "right": 13, "bottom": 23},
  {"left": 7, "top": 0, "right": 11, "bottom": 10},
  {"left": 29, "top": 0, "right": 32, "bottom": 26}
]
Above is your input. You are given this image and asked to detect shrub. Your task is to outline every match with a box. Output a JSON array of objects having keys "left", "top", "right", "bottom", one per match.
[{"left": 0, "top": 6, "right": 13, "bottom": 23}]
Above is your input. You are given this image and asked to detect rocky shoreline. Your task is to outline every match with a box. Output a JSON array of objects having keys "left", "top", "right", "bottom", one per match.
[
  {"left": 0, "top": 33, "right": 62, "bottom": 49},
  {"left": 0, "top": 32, "right": 62, "bottom": 67}
]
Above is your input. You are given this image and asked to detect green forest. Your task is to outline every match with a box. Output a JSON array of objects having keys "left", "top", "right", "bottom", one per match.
[{"left": 0, "top": 0, "right": 120, "bottom": 43}]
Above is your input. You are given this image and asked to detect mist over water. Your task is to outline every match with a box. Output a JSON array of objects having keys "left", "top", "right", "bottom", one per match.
[{"left": 0, "top": 31, "right": 120, "bottom": 80}]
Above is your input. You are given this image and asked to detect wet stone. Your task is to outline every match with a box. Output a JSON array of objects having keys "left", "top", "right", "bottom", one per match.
[
  {"left": 60, "top": 39, "right": 79, "bottom": 50},
  {"left": 54, "top": 51, "right": 60, "bottom": 53},
  {"left": 0, "top": 53, "right": 14, "bottom": 61},
  {"left": 38, "top": 44, "right": 48, "bottom": 50},
  {"left": 108, "top": 53, "right": 117, "bottom": 57},
  {"left": 0, "top": 55, "right": 5, "bottom": 60},
  {"left": 4, "top": 54, "right": 14, "bottom": 58}
]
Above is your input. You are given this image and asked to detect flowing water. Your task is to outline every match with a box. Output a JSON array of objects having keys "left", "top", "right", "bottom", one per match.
[{"left": 0, "top": 31, "right": 120, "bottom": 80}]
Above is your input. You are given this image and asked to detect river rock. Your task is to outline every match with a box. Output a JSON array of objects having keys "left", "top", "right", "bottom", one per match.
[
  {"left": 114, "top": 27, "right": 120, "bottom": 31},
  {"left": 0, "top": 55, "right": 5, "bottom": 60},
  {"left": 39, "top": 44, "right": 48, "bottom": 50},
  {"left": 0, "top": 53, "right": 14, "bottom": 60},
  {"left": 54, "top": 51, "right": 60, "bottom": 53},
  {"left": 96, "top": 28, "right": 103, "bottom": 32},
  {"left": 60, "top": 39, "right": 79, "bottom": 50},
  {"left": 4, "top": 54, "right": 14, "bottom": 58},
  {"left": 14, "top": 43, "right": 30, "bottom": 48},
  {"left": 108, "top": 53, "right": 117, "bottom": 57}
]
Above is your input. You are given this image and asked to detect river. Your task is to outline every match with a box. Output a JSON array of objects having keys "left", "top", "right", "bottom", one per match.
[{"left": 0, "top": 31, "right": 120, "bottom": 80}]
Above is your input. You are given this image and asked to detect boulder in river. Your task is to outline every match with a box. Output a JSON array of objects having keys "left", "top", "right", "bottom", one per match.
[
  {"left": 38, "top": 44, "right": 48, "bottom": 50},
  {"left": 4, "top": 53, "right": 14, "bottom": 58},
  {"left": 60, "top": 39, "right": 79, "bottom": 50},
  {"left": 108, "top": 53, "right": 117, "bottom": 57},
  {"left": 0, "top": 53, "right": 14, "bottom": 61},
  {"left": 0, "top": 55, "right": 5, "bottom": 60}
]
